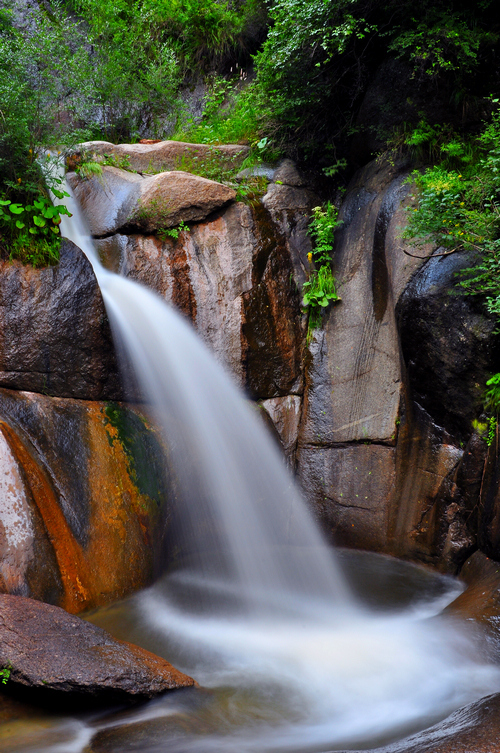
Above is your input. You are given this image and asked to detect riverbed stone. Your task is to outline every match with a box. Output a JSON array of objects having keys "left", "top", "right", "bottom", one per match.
[
  {"left": 333, "top": 693, "right": 500, "bottom": 753},
  {"left": 0, "top": 594, "right": 195, "bottom": 703},
  {"left": 0, "top": 239, "right": 121, "bottom": 400}
]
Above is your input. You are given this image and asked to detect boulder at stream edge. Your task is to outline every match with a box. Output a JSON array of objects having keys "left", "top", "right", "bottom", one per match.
[{"left": 0, "top": 594, "right": 195, "bottom": 705}]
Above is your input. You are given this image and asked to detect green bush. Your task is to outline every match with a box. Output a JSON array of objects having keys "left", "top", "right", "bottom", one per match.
[{"left": 303, "top": 203, "right": 342, "bottom": 337}]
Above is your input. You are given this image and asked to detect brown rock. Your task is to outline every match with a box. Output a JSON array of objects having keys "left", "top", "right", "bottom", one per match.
[
  {"left": 0, "top": 594, "right": 195, "bottom": 702},
  {"left": 77, "top": 140, "right": 249, "bottom": 174},
  {"left": 445, "top": 550, "right": 500, "bottom": 643},
  {"left": 95, "top": 202, "right": 304, "bottom": 396},
  {"left": 129, "top": 171, "right": 236, "bottom": 232},
  {"left": 0, "top": 388, "right": 170, "bottom": 613},
  {"left": 0, "top": 239, "right": 121, "bottom": 400}
]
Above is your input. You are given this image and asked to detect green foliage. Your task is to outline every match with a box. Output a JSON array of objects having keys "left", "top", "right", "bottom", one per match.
[
  {"left": 76, "top": 162, "right": 104, "bottom": 180},
  {"left": 402, "top": 112, "right": 500, "bottom": 258},
  {"left": 250, "top": 0, "right": 499, "bottom": 154},
  {"left": 0, "top": 665, "right": 11, "bottom": 685},
  {"left": 484, "top": 373, "right": 500, "bottom": 413},
  {"left": 174, "top": 80, "right": 271, "bottom": 152},
  {"left": 0, "top": 174, "right": 71, "bottom": 266},
  {"left": 157, "top": 220, "right": 190, "bottom": 241},
  {"left": 387, "top": 13, "right": 490, "bottom": 78},
  {"left": 303, "top": 203, "right": 342, "bottom": 338}
]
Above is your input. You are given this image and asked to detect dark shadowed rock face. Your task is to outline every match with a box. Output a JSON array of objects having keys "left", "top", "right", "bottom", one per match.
[
  {"left": 0, "top": 239, "right": 122, "bottom": 400},
  {"left": 0, "top": 594, "right": 195, "bottom": 703},
  {"left": 397, "top": 249, "right": 500, "bottom": 441}
]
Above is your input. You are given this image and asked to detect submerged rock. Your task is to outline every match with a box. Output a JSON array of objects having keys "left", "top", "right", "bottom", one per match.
[{"left": 0, "top": 594, "right": 195, "bottom": 703}]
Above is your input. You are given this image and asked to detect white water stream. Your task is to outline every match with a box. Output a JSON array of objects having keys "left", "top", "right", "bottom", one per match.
[{"left": 32, "top": 171, "right": 500, "bottom": 752}]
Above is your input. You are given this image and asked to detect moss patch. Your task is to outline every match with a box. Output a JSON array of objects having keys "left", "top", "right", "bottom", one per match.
[{"left": 103, "top": 402, "right": 169, "bottom": 507}]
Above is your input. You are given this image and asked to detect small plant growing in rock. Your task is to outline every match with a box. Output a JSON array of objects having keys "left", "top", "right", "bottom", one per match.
[
  {"left": 303, "top": 202, "right": 342, "bottom": 339},
  {"left": 0, "top": 664, "right": 11, "bottom": 684},
  {"left": 157, "top": 220, "right": 190, "bottom": 241}
]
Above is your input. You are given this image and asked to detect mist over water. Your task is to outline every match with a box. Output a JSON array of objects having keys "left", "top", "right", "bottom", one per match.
[{"left": 46, "top": 174, "right": 500, "bottom": 752}]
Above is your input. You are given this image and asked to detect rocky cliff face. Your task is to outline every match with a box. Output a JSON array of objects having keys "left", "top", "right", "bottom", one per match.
[{"left": 1, "top": 140, "right": 499, "bottom": 612}]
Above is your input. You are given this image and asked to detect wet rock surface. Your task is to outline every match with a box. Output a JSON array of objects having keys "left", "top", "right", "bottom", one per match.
[
  {"left": 0, "top": 594, "right": 195, "bottom": 703},
  {"left": 95, "top": 201, "right": 304, "bottom": 397},
  {"left": 446, "top": 550, "right": 500, "bottom": 642},
  {"left": 0, "top": 388, "right": 169, "bottom": 613},
  {"left": 0, "top": 239, "right": 121, "bottom": 400},
  {"left": 337, "top": 693, "right": 500, "bottom": 753}
]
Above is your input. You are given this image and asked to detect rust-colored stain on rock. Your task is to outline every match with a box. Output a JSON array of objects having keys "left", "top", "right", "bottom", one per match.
[{"left": 0, "top": 391, "right": 165, "bottom": 613}]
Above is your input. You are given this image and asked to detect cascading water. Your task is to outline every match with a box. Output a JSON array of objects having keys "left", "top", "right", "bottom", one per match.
[{"left": 39, "top": 167, "right": 500, "bottom": 752}]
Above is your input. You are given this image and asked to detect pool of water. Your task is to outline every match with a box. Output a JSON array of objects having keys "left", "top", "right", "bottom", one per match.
[{"left": 2, "top": 550, "right": 499, "bottom": 753}]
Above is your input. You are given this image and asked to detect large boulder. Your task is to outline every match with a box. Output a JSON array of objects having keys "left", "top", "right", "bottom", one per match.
[
  {"left": 0, "top": 239, "right": 121, "bottom": 400},
  {"left": 0, "top": 594, "right": 195, "bottom": 703},
  {"left": 75, "top": 140, "right": 249, "bottom": 174},
  {"left": 397, "top": 249, "right": 500, "bottom": 441},
  {"left": 68, "top": 168, "right": 236, "bottom": 237},
  {"left": 128, "top": 171, "right": 236, "bottom": 232},
  {"left": 67, "top": 166, "right": 143, "bottom": 237}
]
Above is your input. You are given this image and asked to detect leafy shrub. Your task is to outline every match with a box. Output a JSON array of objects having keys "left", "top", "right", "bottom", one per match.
[
  {"left": 403, "top": 104, "right": 500, "bottom": 433},
  {"left": 303, "top": 203, "right": 342, "bottom": 337}
]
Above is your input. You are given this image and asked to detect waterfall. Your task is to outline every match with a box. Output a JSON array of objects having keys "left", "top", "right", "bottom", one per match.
[{"left": 53, "top": 172, "right": 500, "bottom": 752}]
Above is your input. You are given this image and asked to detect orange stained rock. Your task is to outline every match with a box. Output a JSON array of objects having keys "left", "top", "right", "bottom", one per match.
[
  {"left": 0, "top": 421, "right": 91, "bottom": 613},
  {"left": 0, "top": 400, "right": 161, "bottom": 614}
]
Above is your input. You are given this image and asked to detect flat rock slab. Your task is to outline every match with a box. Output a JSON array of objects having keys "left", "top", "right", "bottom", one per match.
[
  {"left": 0, "top": 595, "right": 195, "bottom": 703},
  {"left": 76, "top": 140, "right": 249, "bottom": 174}
]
